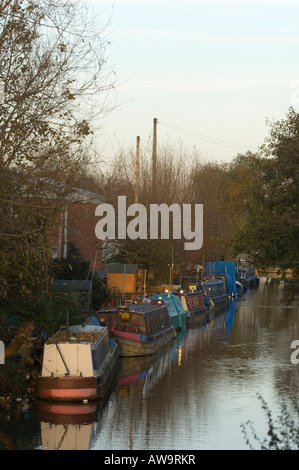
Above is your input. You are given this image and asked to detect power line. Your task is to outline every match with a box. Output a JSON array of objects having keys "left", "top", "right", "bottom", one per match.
[{"left": 158, "top": 119, "right": 254, "bottom": 152}]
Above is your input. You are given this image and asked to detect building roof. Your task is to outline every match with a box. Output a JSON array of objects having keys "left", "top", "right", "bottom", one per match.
[{"left": 101, "top": 264, "right": 138, "bottom": 274}]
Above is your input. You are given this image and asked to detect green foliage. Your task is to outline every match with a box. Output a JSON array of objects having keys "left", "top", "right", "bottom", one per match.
[
  {"left": 230, "top": 108, "right": 299, "bottom": 274},
  {"left": 0, "top": 359, "right": 35, "bottom": 399},
  {"left": 52, "top": 242, "right": 90, "bottom": 280},
  {"left": 0, "top": 0, "right": 115, "bottom": 337},
  {"left": 53, "top": 242, "right": 112, "bottom": 311},
  {"left": 91, "top": 277, "right": 112, "bottom": 310}
]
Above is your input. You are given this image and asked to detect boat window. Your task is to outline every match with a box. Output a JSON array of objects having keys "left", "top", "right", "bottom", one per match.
[
  {"left": 164, "top": 308, "right": 170, "bottom": 327},
  {"left": 186, "top": 295, "right": 204, "bottom": 309},
  {"left": 147, "top": 314, "right": 156, "bottom": 334}
]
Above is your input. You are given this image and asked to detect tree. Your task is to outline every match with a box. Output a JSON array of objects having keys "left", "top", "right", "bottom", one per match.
[
  {"left": 0, "top": 0, "right": 116, "bottom": 322},
  {"left": 231, "top": 108, "right": 299, "bottom": 274},
  {"left": 53, "top": 242, "right": 112, "bottom": 310},
  {"left": 53, "top": 242, "right": 90, "bottom": 280},
  {"left": 100, "top": 144, "right": 204, "bottom": 284},
  {"left": 191, "top": 161, "right": 235, "bottom": 261}
]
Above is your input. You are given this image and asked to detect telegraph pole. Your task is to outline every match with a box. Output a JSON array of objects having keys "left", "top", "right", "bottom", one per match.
[
  {"left": 135, "top": 136, "right": 140, "bottom": 203},
  {"left": 152, "top": 118, "right": 157, "bottom": 198}
]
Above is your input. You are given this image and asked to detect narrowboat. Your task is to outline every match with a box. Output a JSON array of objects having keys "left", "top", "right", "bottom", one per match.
[
  {"left": 175, "top": 288, "right": 208, "bottom": 327},
  {"left": 149, "top": 293, "right": 186, "bottom": 330},
  {"left": 96, "top": 303, "right": 175, "bottom": 357},
  {"left": 237, "top": 265, "right": 259, "bottom": 288},
  {"left": 202, "top": 278, "right": 228, "bottom": 313},
  {"left": 205, "top": 261, "right": 238, "bottom": 298},
  {"left": 37, "top": 324, "right": 118, "bottom": 402}
]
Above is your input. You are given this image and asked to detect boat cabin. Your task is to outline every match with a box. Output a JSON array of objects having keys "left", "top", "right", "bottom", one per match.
[
  {"left": 40, "top": 324, "right": 111, "bottom": 378},
  {"left": 203, "top": 278, "right": 228, "bottom": 312},
  {"left": 179, "top": 292, "right": 206, "bottom": 312},
  {"left": 97, "top": 303, "right": 172, "bottom": 337}
]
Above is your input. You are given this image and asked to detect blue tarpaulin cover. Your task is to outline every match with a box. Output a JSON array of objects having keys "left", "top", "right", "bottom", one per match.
[{"left": 205, "top": 261, "right": 237, "bottom": 297}]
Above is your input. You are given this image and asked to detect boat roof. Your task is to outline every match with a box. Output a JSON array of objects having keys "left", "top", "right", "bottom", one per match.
[
  {"left": 203, "top": 278, "right": 225, "bottom": 286},
  {"left": 150, "top": 293, "right": 186, "bottom": 316},
  {"left": 68, "top": 324, "right": 104, "bottom": 334},
  {"left": 177, "top": 290, "right": 203, "bottom": 296},
  {"left": 99, "top": 302, "right": 166, "bottom": 316},
  {"left": 46, "top": 324, "right": 106, "bottom": 344},
  {"left": 127, "top": 303, "right": 166, "bottom": 315}
]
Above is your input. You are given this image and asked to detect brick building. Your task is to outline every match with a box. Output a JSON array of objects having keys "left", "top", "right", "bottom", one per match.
[{"left": 50, "top": 189, "right": 104, "bottom": 271}]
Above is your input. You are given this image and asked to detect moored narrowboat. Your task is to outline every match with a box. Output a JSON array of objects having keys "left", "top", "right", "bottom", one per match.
[
  {"left": 205, "top": 261, "right": 238, "bottom": 298},
  {"left": 203, "top": 278, "right": 228, "bottom": 313},
  {"left": 175, "top": 288, "right": 208, "bottom": 327},
  {"left": 149, "top": 292, "right": 186, "bottom": 330},
  {"left": 237, "top": 265, "right": 259, "bottom": 288},
  {"left": 96, "top": 303, "right": 175, "bottom": 357},
  {"left": 37, "top": 324, "right": 118, "bottom": 402}
]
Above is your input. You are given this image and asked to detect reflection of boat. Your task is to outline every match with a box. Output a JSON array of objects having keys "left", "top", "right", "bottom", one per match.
[
  {"left": 96, "top": 303, "right": 175, "bottom": 357},
  {"left": 224, "top": 299, "right": 237, "bottom": 329},
  {"left": 174, "top": 289, "right": 208, "bottom": 328},
  {"left": 37, "top": 400, "right": 98, "bottom": 425},
  {"left": 37, "top": 400, "right": 108, "bottom": 450},
  {"left": 37, "top": 324, "right": 118, "bottom": 402},
  {"left": 118, "top": 345, "right": 171, "bottom": 398},
  {"left": 149, "top": 293, "right": 186, "bottom": 330},
  {"left": 206, "top": 299, "right": 237, "bottom": 330},
  {"left": 203, "top": 278, "right": 228, "bottom": 313}
]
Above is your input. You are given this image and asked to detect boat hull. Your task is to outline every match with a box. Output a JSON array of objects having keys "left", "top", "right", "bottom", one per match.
[
  {"left": 112, "top": 329, "right": 175, "bottom": 357},
  {"left": 171, "top": 312, "right": 186, "bottom": 331},
  {"left": 241, "top": 277, "right": 259, "bottom": 288},
  {"left": 208, "top": 295, "right": 228, "bottom": 313},
  {"left": 37, "top": 338, "right": 119, "bottom": 402},
  {"left": 186, "top": 307, "right": 208, "bottom": 328},
  {"left": 37, "top": 358, "right": 118, "bottom": 402}
]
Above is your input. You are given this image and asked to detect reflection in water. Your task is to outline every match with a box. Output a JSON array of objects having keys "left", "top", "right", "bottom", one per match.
[
  {"left": 1, "top": 279, "right": 299, "bottom": 450},
  {"left": 37, "top": 401, "right": 107, "bottom": 450}
]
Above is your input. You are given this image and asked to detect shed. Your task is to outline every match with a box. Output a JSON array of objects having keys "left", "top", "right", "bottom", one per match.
[{"left": 96, "top": 264, "right": 138, "bottom": 294}]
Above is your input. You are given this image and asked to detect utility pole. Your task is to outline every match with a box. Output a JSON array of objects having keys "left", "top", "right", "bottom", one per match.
[
  {"left": 152, "top": 118, "right": 157, "bottom": 198},
  {"left": 135, "top": 136, "right": 140, "bottom": 203}
]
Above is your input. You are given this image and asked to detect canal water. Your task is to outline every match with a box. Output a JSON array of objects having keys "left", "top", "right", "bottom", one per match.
[{"left": 1, "top": 278, "right": 299, "bottom": 451}]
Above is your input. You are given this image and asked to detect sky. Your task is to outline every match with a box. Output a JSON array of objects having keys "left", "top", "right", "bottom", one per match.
[{"left": 83, "top": 0, "right": 299, "bottom": 164}]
